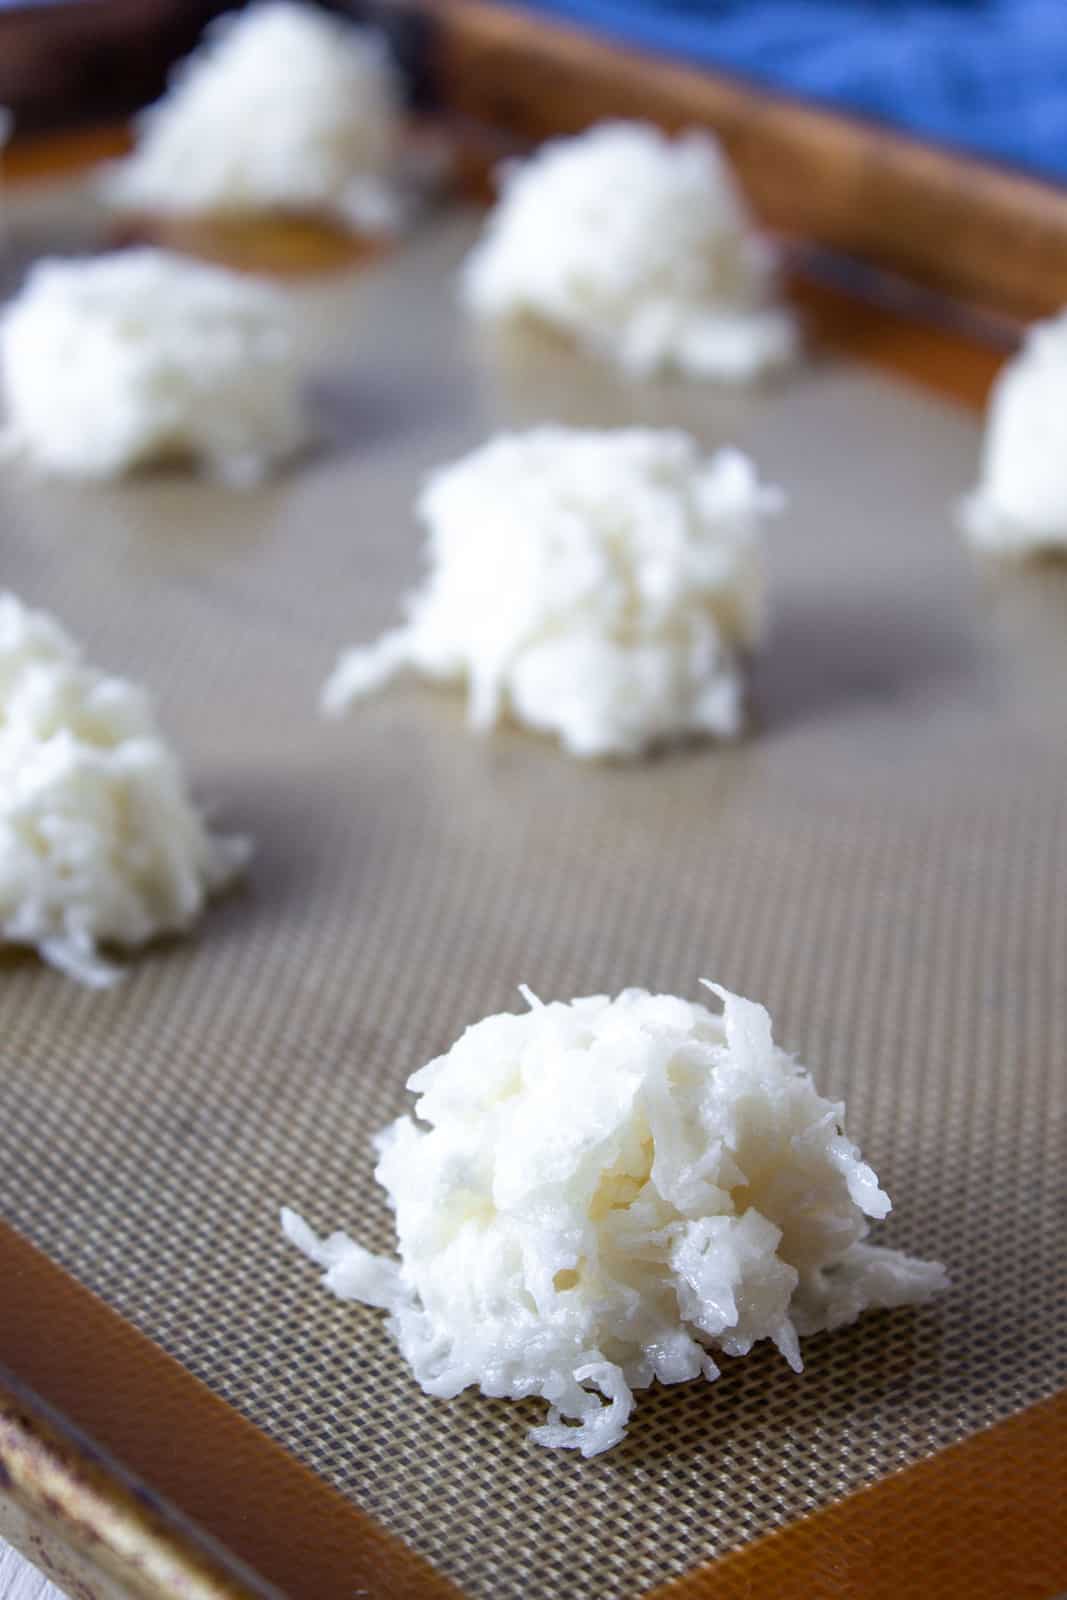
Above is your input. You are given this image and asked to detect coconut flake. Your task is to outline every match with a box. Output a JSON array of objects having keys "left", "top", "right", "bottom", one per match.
[
  {"left": 0, "top": 592, "right": 249, "bottom": 985},
  {"left": 323, "top": 426, "right": 781, "bottom": 758},
  {"left": 961, "top": 310, "right": 1067, "bottom": 554},
  {"left": 105, "top": 2, "right": 403, "bottom": 230},
  {"left": 0, "top": 248, "right": 308, "bottom": 482},
  {"left": 461, "top": 121, "right": 797, "bottom": 381},
  {"left": 284, "top": 983, "right": 947, "bottom": 1456}
]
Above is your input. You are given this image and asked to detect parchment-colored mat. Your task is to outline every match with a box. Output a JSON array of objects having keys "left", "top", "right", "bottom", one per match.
[{"left": 1, "top": 213, "right": 1065, "bottom": 1600}]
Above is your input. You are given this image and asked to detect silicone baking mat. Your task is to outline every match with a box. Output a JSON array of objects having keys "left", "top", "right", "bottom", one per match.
[{"left": 1, "top": 203, "right": 1065, "bottom": 1599}]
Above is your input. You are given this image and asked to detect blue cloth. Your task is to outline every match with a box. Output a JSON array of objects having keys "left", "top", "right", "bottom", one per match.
[{"left": 521, "top": 0, "right": 1067, "bottom": 185}]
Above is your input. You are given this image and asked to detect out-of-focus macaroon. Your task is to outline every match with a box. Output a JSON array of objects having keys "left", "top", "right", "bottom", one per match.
[
  {"left": 106, "top": 2, "right": 404, "bottom": 233},
  {"left": 0, "top": 247, "right": 308, "bottom": 483},
  {"left": 462, "top": 120, "right": 798, "bottom": 381},
  {"left": 961, "top": 311, "right": 1067, "bottom": 556}
]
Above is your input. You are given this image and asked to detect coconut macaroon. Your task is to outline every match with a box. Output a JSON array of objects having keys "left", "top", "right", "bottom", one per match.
[
  {"left": 0, "top": 248, "right": 307, "bottom": 483},
  {"left": 961, "top": 311, "right": 1067, "bottom": 555},
  {"left": 461, "top": 121, "right": 797, "bottom": 381},
  {"left": 284, "top": 983, "right": 947, "bottom": 1457},
  {"left": 0, "top": 593, "right": 249, "bottom": 986},
  {"left": 323, "top": 427, "right": 780, "bottom": 758},
  {"left": 105, "top": 2, "right": 402, "bottom": 231}
]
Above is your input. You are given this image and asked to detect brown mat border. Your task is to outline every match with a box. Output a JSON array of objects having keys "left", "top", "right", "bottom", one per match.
[{"left": 650, "top": 1389, "right": 1067, "bottom": 1600}]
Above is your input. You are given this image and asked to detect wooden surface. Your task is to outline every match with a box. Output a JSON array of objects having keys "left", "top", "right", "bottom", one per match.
[
  {"left": 433, "top": 0, "right": 1067, "bottom": 322},
  {"left": 0, "top": 1, "right": 225, "bottom": 134}
]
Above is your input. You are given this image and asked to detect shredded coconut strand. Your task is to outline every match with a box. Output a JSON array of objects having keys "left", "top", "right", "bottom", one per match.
[
  {"left": 283, "top": 983, "right": 947, "bottom": 1457},
  {"left": 961, "top": 309, "right": 1067, "bottom": 554},
  {"left": 0, "top": 592, "right": 250, "bottom": 986},
  {"left": 105, "top": 2, "right": 402, "bottom": 230},
  {"left": 0, "top": 248, "right": 308, "bottom": 482},
  {"left": 461, "top": 121, "right": 798, "bottom": 380},
  {"left": 323, "top": 426, "right": 781, "bottom": 758}
]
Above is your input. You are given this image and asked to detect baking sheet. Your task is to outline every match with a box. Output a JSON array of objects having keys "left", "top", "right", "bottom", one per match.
[{"left": 1, "top": 207, "right": 1065, "bottom": 1600}]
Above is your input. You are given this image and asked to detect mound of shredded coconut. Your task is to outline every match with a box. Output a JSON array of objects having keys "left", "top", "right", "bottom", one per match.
[
  {"left": 0, "top": 593, "right": 250, "bottom": 986},
  {"left": 106, "top": 2, "right": 402, "bottom": 230},
  {"left": 323, "top": 427, "right": 780, "bottom": 758},
  {"left": 0, "top": 248, "right": 308, "bottom": 482},
  {"left": 961, "top": 310, "right": 1067, "bottom": 554},
  {"left": 461, "top": 121, "right": 797, "bottom": 381},
  {"left": 284, "top": 983, "right": 947, "bottom": 1457}
]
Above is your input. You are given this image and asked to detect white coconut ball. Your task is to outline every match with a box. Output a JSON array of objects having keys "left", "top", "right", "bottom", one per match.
[
  {"left": 105, "top": 2, "right": 402, "bottom": 231},
  {"left": 461, "top": 120, "right": 797, "bottom": 381},
  {"left": 961, "top": 311, "right": 1067, "bottom": 554},
  {"left": 323, "top": 426, "right": 781, "bottom": 759},
  {"left": 0, "top": 248, "right": 308, "bottom": 483},
  {"left": 284, "top": 982, "right": 947, "bottom": 1457},
  {"left": 0, "top": 593, "right": 249, "bottom": 986}
]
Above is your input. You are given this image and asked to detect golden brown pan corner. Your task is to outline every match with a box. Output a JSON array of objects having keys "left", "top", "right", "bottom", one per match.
[
  {"left": 0, "top": 1376, "right": 265, "bottom": 1600},
  {"left": 0, "top": 1224, "right": 464, "bottom": 1599}
]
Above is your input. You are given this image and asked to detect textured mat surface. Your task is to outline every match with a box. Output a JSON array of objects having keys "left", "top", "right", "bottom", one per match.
[{"left": 1, "top": 212, "right": 1065, "bottom": 1600}]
